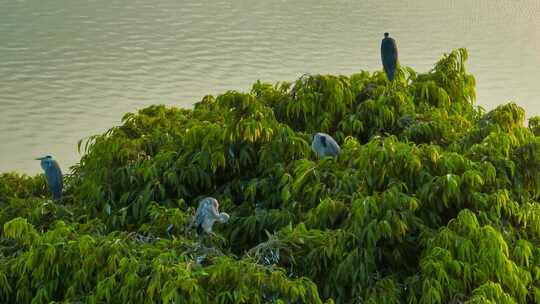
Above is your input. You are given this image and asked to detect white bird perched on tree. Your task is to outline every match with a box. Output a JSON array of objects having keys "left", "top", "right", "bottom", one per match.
[
  {"left": 311, "top": 132, "right": 341, "bottom": 158},
  {"left": 189, "top": 197, "right": 230, "bottom": 235}
]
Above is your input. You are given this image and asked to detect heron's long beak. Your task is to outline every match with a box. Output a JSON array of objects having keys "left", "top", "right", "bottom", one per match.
[{"left": 35, "top": 157, "right": 45, "bottom": 160}]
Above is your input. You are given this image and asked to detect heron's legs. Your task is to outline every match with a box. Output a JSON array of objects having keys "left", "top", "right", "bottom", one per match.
[{"left": 166, "top": 224, "right": 174, "bottom": 239}]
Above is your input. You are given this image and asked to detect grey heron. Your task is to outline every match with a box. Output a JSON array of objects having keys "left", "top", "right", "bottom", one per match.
[
  {"left": 311, "top": 132, "right": 341, "bottom": 158},
  {"left": 36, "top": 155, "right": 63, "bottom": 200},
  {"left": 381, "top": 32, "right": 398, "bottom": 81},
  {"left": 188, "top": 197, "right": 230, "bottom": 235}
]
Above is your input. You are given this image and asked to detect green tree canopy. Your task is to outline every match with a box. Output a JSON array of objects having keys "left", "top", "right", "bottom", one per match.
[{"left": 2, "top": 48, "right": 540, "bottom": 303}]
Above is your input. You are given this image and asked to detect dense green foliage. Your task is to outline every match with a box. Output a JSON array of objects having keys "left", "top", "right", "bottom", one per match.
[{"left": 2, "top": 48, "right": 540, "bottom": 303}]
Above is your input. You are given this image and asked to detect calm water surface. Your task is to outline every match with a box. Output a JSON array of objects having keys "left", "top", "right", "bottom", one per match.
[{"left": 1, "top": 0, "right": 540, "bottom": 173}]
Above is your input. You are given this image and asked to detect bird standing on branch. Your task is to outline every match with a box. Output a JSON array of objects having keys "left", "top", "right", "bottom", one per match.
[
  {"left": 36, "top": 155, "right": 63, "bottom": 200},
  {"left": 311, "top": 133, "right": 341, "bottom": 158},
  {"left": 381, "top": 32, "right": 399, "bottom": 81},
  {"left": 188, "top": 197, "right": 230, "bottom": 235}
]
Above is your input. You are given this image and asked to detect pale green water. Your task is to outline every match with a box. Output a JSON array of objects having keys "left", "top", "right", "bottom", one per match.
[{"left": 1, "top": 0, "right": 539, "bottom": 174}]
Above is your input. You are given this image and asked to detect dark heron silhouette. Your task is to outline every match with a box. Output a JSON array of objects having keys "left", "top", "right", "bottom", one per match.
[
  {"left": 311, "top": 133, "right": 341, "bottom": 158},
  {"left": 188, "top": 197, "right": 230, "bottom": 235},
  {"left": 36, "top": 155, "right": 63, "bottom": 200},
  {"left": 381, "top": 32, "right": 398, "bottom": 81}
]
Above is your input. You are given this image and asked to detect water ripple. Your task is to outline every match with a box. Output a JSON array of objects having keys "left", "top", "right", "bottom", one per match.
[{"left": 1, "top": 0, "right": 540, "bottom": 173}]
